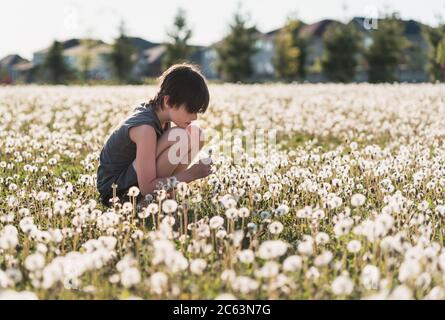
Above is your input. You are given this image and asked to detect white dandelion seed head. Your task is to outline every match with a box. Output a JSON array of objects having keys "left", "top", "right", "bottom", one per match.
[
  {"left": 162, "top": 199, "right": 178, "bottom": 214},
  {"left": 282, "top": 255, "right": 303, "bottom": 272},
  {"left": 347, "top": 240, "right": 362, "bottom": 253},
  {"left": 331, "top": 275, "right": 354, "bottom": 296},
  {"left": 257, "top": 240, "right": 288, "bottom": 260},
  {"left": 268, "top": 221, "right": 284, "bottom": 235},
  {"left": 127, "top": 186, "right": 140, "bottom": 197},
  {"left": 351, "top": 193, "right": 366, "bottom": 207},
  {"left": 209, "top": 216, "right": 224, "bottom": 229}
]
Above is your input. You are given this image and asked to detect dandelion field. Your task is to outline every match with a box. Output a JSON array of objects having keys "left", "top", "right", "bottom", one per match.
[{"left": 1, "top": 84, "right": 445, "bottom": 300}]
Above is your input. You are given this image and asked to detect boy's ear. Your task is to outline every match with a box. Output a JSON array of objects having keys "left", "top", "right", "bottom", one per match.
[{"left": 163, "top": 95, "right": 171, "bottom": 109}]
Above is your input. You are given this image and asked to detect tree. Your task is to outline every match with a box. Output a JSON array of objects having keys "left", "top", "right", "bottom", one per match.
[
  {"left": 110, "top": 21, "right": 136, "bottom": 83},
  {"left": 366, "top": 13, "right": 407, "bottom": 83},
  {"left": 162, "top": 8, "right": 193, "bottom": 71},
  {"left": 215, "top": 8, "right": 258, "bottom": 82},
  {"left": 0, "top": 66, "right": 10, "bottom": 84},
  {"left": 42, "top": 40, "right": 72, "bottom": 84},
  {"left": 425, "top": 22, "right": 445, "bottom": 82},
  {"left": 273, "top": 18, "right": 307, "bottom": 82},
  {"left": 436, "top": 36, "right": 445, "bottom": 81},
  {"left": 322, "top": 23, "right": 362, "bottom": 82},
  {"left": 79, "top": 38, "right": 96, "bottom": 82}
]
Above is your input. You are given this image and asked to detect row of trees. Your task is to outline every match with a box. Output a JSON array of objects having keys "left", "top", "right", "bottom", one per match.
[
  {"left": 222, "top": 11, "right": 445, "bottom": 83},
  {"left": 40, "top": 8, "right": 445, "bottom": 84},
  {"left": 40, "top": 8, "right": 196, "bottom": 84},
  {"left": 40, "top": 22, "right": 136, "bottom": 84},
  {"left": 180, "top": 8, "right": 445, "bottom": 83}
]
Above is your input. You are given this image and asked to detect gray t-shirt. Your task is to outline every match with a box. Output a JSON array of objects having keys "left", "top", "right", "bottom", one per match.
[{"left": 96, "top": 102, "right": 166, "bottom": 206}]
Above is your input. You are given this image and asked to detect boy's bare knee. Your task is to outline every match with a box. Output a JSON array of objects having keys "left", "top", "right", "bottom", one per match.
[
  {"left": 163, "top": 125, "right": 204, "bottom": 164},
  {"left": 165, "top": 127, "right": 189, "bottom": 149},
  {"left": 186, "top": 124, "right": 205, "bottom": 150}
]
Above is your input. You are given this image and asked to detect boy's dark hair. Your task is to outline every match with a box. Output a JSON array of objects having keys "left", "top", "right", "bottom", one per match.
[{"left": 148, "top": 63, "right": 209, "bottom": 113}]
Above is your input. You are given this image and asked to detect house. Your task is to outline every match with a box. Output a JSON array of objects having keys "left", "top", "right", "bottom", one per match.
[
  {"left": 246, "top": 19, "right": 339, "bottom": 82},
  {"left": 400, "top": 19, "right": 429, "bottom": 82},
  {"left": 350, "top": 17, "right": 429, "bottom": 82},
  {"left": 127, "top": 37, "right": 159, "bottom": 52},
  {"left": 62, "top": 40, "right": 113, "bottom": 80},
  {"left": 33, "top": 38, "right": 81, "bottom": 66},
  {"left": 199, "top": 44, "right": 220, "bottom": 80},
  {"left": 200, "top": 28, "right": 280, "bottom": 81},
  {"left": 0, "top": 54, "right": 29, "bottom": 84},
  {"left": 31, "top": 37, "right": 159, "bottom": 81},
  {"left": 250, "top": 28, "right": 280, "bottom": 80},
  {"left": 32, "top": 38, "right": 113, "bottom": 81},
  {"left": 297, "top": 19, "right": 341, "bottom": 82},
  {"left": 200, "top": 46, "right": 219, "bottom": 79},
  {"left": 133, "top": 44, "right": 209, "bottom": 79},
  {"left": 126, "top": 37, "right": 163, "bottom": 79},
  {"left": 133, "top": 44, "right": 165, "bottom": 78},
  {"left": 11, "top": 61, "right": 37, "bottom": 83}
]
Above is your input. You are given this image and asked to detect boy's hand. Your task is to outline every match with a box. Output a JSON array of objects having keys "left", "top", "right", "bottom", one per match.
[{"left": 188, "top": 158, "right": 212, "bottom": 180}]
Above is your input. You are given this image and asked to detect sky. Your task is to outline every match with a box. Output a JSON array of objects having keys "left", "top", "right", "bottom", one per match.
[{"left": 1, "top": 0, "right": 445, "bottom": 60}]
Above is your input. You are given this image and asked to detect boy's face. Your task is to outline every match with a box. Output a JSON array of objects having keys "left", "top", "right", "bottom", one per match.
[
  {"left": 168, "top": 103, "right": 198, "bottom": 129},
  {"left": 164, "top": 96, "right": 198, "bottom": 128}
]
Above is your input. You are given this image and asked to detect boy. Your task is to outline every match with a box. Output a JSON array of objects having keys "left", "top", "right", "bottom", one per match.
[{"left": 96, "top": 63, "right": 212, "bottom": 207}]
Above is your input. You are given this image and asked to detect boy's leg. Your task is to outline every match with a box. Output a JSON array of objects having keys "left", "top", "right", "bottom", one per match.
[
  {"left": 132, "top": 125, "right": 204, "bottom": 205},
  {"left": 172, "top": 125, "right": 205, "bottom": 174},
  {"left": 155, "top": 125, "right": 204, "bottom": 178}
]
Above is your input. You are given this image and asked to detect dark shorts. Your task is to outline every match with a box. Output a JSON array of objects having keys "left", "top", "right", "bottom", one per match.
[{"left": 98, "top": 162, "right": 142, "bottom": 207}]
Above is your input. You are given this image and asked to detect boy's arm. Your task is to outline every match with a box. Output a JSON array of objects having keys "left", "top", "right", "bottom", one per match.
[{"left": 130, "top": 125, "right": 195, "bottom": 196}]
